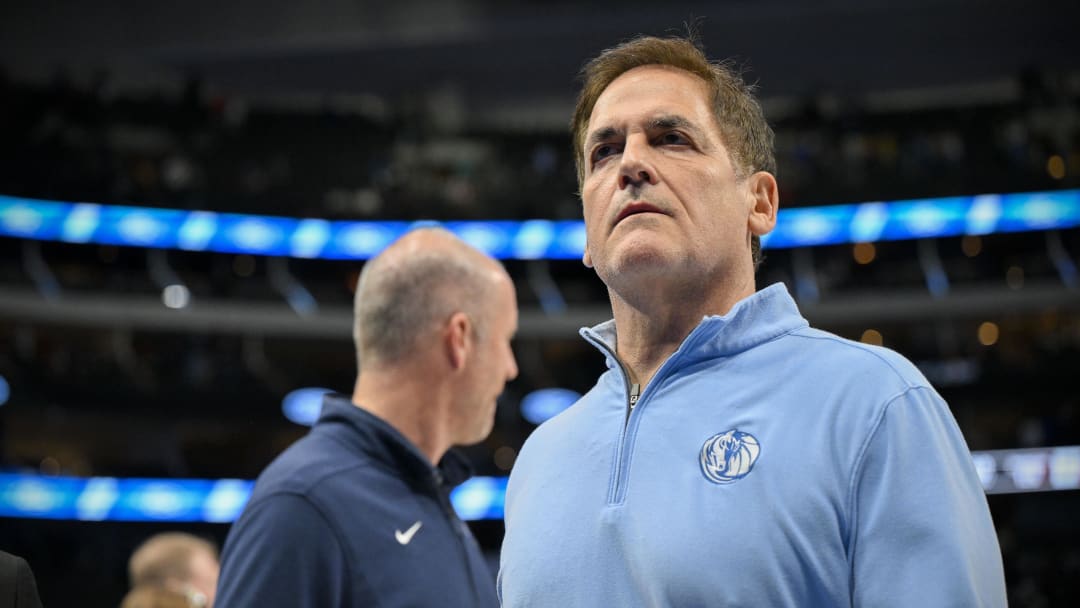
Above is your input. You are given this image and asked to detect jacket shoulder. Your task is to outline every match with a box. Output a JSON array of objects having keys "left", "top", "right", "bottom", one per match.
[
  {"left": 785, "top": 326, "right": 932, "bottom": 393},
  {"left": 249, "top": 431, "right": 385, "bottom": 504}
]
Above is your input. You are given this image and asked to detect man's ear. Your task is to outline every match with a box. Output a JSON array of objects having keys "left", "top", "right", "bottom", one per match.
[
  {"left": 582, "top": 245, "right": 593, "bottom": 269},
  {"left": 445, "top": 312, "right": 471, "bottom": 370},
  {"left": 746, "top": 171, "right": 779, "bottom": 237}
]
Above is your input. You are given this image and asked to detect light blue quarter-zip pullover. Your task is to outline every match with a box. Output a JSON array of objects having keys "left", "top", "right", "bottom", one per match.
[{"left": 500, "top": 283, "right": 1006, "bottom": 607}]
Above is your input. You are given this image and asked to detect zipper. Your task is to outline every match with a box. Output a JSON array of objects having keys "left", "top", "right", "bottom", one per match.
[
  {"left": 583, "top": 324, "right": 713, "bottom": 506},
  {"left": 608, "top": 377, "right": 649, "bottom": 505},
  {"left": 580, "top": 333, "right": 637, "bottom": 504},
  {"left": 583, "top": 334, "right": 636, "bottom": 424},
  {"left": 433, "top": 473, "right": 484, "bottom": 604}
]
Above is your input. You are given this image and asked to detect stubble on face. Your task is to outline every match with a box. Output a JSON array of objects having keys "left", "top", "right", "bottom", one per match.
[{"left": 580, "top": 66, "right": 749, "bottom": 304}]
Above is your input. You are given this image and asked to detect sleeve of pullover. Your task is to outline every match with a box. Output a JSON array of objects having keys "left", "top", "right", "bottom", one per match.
[{"left": 849, "top": 386, "right": 1007, "bottom": 607}]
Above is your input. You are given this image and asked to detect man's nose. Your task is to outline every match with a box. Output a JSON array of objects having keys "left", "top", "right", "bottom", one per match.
[{"left": 618, "top": 137, "right": 658, "bottom": 190}]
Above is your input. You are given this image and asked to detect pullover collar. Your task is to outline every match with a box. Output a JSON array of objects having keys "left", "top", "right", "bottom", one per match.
[{"left": 581, "top": 282, "right": 809, "bottom": 370}]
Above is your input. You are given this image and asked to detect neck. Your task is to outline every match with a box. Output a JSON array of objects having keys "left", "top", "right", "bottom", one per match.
[
  {"left": 608, "top": 271, "right": 756, "bottom": 388},
  {"left": 351, "top": 362, "right": 451, "bottom": 465}
]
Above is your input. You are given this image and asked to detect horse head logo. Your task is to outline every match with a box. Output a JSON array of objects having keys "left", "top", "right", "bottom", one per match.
[{"left": 699, "top": 429, "right": 760, "bottom": 484}]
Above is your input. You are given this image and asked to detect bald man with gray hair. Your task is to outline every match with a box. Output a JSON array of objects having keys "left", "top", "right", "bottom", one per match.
[
  {"left": 217, "top": 228, "right": 516, "bottom": 608},
  {"left": 354, "top": 229, "right": 500, "bottom": 367}
]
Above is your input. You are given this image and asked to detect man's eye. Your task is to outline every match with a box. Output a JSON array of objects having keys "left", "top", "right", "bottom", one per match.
[
  {"left": 658, "top": 132, "right": 690, "bottom": 145},
  {"left": 591, "top": 144, "right": 619, "bottom": 164}
]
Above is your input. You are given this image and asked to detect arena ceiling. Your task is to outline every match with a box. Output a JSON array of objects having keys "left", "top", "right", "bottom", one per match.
[{"left": 2, "top": 0, "right": 1078, "bottom": 127}]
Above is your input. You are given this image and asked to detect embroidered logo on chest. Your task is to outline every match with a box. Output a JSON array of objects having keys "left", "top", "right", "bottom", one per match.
[{"left": 699, "top": 429, "right": 760, "bottom": 484}]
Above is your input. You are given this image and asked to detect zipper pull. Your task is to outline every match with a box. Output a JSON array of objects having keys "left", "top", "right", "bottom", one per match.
[{"left": 629, "top": 383, "right": 641, "bottom": 409}]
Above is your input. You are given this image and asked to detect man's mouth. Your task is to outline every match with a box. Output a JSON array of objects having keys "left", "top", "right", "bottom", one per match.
[{"left": 614, "top": 202, "right": 665, "bottom": 225}]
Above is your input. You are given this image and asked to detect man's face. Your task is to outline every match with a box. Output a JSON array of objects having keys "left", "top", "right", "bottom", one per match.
[
  {"left": 580, "top": 65, "right": 755, "bottom": 291},
  {"left": 455, "top": 274, "right": 519, "bottom": 446}
]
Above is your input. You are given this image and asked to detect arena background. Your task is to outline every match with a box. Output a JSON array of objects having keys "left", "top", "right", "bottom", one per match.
[{"left": 1, "top": 0, "right": 1079, "bottom": 605}]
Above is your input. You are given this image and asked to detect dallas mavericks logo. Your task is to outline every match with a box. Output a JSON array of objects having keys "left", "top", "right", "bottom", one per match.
[{"left": 699, "top": 429, "right": 760, "bottom": 484}]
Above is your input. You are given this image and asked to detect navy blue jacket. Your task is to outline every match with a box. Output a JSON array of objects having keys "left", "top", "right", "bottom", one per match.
[{"left": 216, "top": 394, "right": 498, "bottom": 607}]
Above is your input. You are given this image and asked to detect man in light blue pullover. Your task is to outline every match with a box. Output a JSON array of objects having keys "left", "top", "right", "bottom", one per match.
[{"left": 499, "top": 34, "right": 1007, "bottom": 607}]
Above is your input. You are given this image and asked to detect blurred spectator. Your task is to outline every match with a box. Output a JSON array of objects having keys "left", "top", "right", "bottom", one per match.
[
  {"left": 128, "top": 533, "right": 219, "bottom": 608},
  {"left": 120, "top": 585, "right": 196, "bottom": 608}
]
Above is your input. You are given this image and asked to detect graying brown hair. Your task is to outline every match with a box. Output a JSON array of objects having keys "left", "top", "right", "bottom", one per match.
[{"left": 571, "top": 34, "right": 776, "bottom": 268}]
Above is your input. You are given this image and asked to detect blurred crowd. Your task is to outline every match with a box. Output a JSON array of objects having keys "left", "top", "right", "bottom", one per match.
[
  {"left": 0, "top": 67, "right": 1078, "bottom": 606},
  {"left": 0, "top": 67, "right": 1077, "bottom": 222}
]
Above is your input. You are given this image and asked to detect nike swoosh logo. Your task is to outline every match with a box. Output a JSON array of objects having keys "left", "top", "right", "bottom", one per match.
[{"left": 395, "top": 521, "right": 423, "bottom": 545}]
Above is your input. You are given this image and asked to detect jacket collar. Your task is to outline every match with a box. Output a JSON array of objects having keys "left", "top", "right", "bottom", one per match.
[
  {"left": 581, "top": 282, "right": 808, "bottom": 369},
  {"left": 315, "top": 393, "right": 473, "bottom": 488}
]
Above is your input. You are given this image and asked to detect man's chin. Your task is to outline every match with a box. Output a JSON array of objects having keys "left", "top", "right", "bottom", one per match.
[
  {"left": 462, "top": 417, "right": 497, "bottom": 446},
  {"left": 598, "top": 248, "right": 677, "bottom": 283}
]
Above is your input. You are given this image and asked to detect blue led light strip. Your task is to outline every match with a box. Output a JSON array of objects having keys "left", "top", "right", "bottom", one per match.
[
  {"left": 0, "top": 190, "right": 1077, "bottom": 260},
  {"left": 0, "top": 445, "right": 1075, "bottom": 523},
  {"left": 0, "top": 474, "right": 506, "bottom": 523}
]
